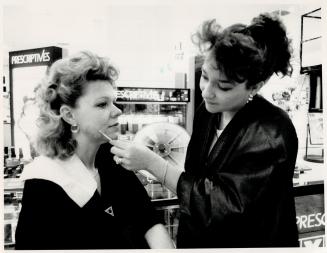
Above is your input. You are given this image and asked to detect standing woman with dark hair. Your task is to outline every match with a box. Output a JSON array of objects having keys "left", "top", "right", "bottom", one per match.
[
  {"left": 15, "top": 51, "right": 174, "bottom": 250},
  {"left": 110, "top": 13, "right": 299, "bottom": 248}
]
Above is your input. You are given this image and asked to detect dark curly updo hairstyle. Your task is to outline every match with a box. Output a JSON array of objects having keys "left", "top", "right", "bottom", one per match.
[
  {"left": 192, "top": 13, "right": 293, "bottom": 88},
  {"left": 34, "top": 51, "right": 119, "bottom": 159}
]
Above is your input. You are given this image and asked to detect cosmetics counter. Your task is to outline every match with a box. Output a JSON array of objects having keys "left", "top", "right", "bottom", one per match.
[{"left": 3, "top": 156, "right": 325, "bottom": 248}]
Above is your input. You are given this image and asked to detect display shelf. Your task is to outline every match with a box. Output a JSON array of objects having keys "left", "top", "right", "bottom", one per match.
[
  {"left": 294, "top": 182, "right": 324, "bottom": 196},
  {"left": 299, "top": 7, "right": 323, "bottom": 164},
  {"left": 300, "top": 8, "right": 321, "bottom": 74},
  {"left": 4, "top": 178, "right": 24, "bottom": 191},
  {"left": 294, "top": 158, "right": 325, "bottom": 186},
  {"left": 152, "top": 197, "right": 179, "bottom": 210}
]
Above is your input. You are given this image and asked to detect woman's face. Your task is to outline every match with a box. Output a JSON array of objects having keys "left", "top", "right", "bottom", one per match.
[
  {"left": 72, "top": 80, "right": 122, "bottom": 143},
  {"left": 200, "top": 52, "right": 252, "bottom": 114}
]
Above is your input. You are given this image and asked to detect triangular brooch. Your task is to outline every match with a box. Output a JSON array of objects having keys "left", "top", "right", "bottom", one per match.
[{"left": 104, "top": 206, "right": 114, "bottom": 216}]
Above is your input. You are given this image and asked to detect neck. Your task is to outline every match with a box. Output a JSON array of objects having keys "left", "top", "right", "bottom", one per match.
[
  {"left": 220, "top": 111, "right": 237, "bottom": 129},
  {"left": 74, "top": 135, "right": 99, "bottom": 170}
]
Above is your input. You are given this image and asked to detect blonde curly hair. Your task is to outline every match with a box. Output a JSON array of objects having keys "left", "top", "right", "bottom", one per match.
[{"left": 33, "top": 51, "right": 119, "bottom": 159}]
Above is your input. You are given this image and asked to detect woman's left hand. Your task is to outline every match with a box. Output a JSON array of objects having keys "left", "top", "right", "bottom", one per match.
[{"left": 110, "top": 139, "right": 159, "bottom": 172}]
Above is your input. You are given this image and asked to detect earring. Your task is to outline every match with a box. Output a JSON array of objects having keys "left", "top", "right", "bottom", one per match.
[
  {"left": 247, "top": 94, "right": 254, "bottom": 104},
  {"left": 71, "top": 124, "right": 79, "bottom": 133}
]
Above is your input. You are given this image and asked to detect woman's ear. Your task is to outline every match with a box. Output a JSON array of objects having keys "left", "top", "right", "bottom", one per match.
[
  {"left": 251, "top": 81, "right": 264, "bottom": 95},
  {"left": 60, "top": 105, "right": 76, "bottom": 126}
]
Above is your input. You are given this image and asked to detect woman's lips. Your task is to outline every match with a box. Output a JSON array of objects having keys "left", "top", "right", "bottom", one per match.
[
  {"left": 109, "top": 123, "right": 119, "bottom": 127},
  {"left": 205, "top": 100, "right": 217, "bottom": 106}
]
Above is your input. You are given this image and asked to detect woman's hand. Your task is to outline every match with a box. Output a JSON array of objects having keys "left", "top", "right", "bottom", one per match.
[
  {"left": 110, "top": 139, "right": 182, "bottom": 194},
  {"left": 110, "top": 139, "right": 161, "bottom": 172},
  {"left": 145, "top": 224, "right": 175, "bottom": 249}
]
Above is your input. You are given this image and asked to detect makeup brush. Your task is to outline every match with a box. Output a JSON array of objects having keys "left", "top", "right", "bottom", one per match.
[{"left": 98, "top": 129, "right": 113, "bottom": 142}]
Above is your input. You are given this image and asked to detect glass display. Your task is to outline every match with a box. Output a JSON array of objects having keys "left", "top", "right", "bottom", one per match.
[
  {"left": 155, "top": 206, "right": 179, "bottom": 245},
  {"left": 12, "top": 66, "right": 47, "bottom": 161},
  {"left": 300, "top": 8, "right": 321, "bottom": 71},
  {"left": 115, "top": 87, "right": 191, "bottom": 200},
  {"left": 4, "top": 47, "right": 62, "bottom": 249}
]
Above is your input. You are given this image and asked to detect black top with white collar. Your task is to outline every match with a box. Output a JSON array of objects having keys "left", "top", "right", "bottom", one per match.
[{"left": 15, "top": 143, "right": 161, "bottom": 250}]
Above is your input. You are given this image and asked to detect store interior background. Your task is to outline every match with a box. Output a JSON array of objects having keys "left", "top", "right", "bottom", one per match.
[
  {"left": 2, "top": 0, "right": 326, "bottom": 248},
  {"left": 3, "top": 0, "right": 325, "bottom": 153}
]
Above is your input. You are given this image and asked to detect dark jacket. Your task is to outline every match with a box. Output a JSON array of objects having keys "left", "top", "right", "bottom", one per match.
[
  {"left": 177, "top": 95, "right": 299, "bottom": 248},
  {"left": 15, "top": 143, "right": 160, "bottom": 250}
]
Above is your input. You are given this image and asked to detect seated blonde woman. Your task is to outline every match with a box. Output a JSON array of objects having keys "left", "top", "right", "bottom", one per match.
[{"left": 15, "top": 51, "right": 174, "bottom": 250}]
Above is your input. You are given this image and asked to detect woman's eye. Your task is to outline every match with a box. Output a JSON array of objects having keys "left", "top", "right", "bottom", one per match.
[
  {"left": 97, "top": 102, "right": 108, "bottom": 108},
  {"left": 212, "top": 83, "right": 231, "bottom": 91},
  {"left": 220, "top": 87, "right": 231, "bottom": 92},
  {"left": 216, "top": 82, "right": 232, "bottom": 91},
  {"left": 201, "top": 74, "right": 209, "bottom": 81}
]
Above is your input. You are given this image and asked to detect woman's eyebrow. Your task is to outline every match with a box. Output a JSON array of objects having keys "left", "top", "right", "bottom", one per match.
[
  {"left": 96, "top": 96, "right": 109, "bottom": 100},
  {"left": 218, "top": 79, "right": 230, "bottom": 83},
  {"left": 95, "top": 96, "right": 115, "bottom": 102},
  {"left": 201, "top": 67, "right": 207, "bottom": 73}
]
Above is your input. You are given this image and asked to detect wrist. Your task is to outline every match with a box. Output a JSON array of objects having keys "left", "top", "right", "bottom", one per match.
[{"left": 146, "top": 154, "right": 167, "bottom": 179}]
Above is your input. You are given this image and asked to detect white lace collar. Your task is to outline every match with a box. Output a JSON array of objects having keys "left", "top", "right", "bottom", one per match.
[{"left": 20, "top": 154, "right": 97, "bottom": 207}]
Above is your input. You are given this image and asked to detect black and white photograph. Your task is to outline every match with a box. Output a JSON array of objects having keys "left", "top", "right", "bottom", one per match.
[{"left": 1, "top": 0, "right": 326, "bottom": 252}]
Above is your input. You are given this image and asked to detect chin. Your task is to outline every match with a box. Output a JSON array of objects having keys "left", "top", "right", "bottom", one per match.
[{"left": 205, "top": 104, "right": 221, "bottom": 114}]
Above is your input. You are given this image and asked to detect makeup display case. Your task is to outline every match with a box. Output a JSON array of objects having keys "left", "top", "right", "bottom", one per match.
[
  {"left": 3, "top": 47, "right": 63, "bottom": 249},
  {"left": 300, "top": 8, "right": 323, "bottom": 163},
  {"left": 115, "top": 87, "right": 191, "bottom": 200},
  {"left": 114, "top": 87, "right": 192, "bottom": 243},
  {"left": 293, "top": 8, "right": 324, "bottom": 245}
]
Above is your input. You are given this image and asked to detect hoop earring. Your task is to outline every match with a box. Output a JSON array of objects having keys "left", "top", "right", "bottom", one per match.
[
  {"left": 71, "top": 124, "right": 79, "bottom": 133},
  {"left": 247, "top": 94, "right": 254, "bottom": 104}
]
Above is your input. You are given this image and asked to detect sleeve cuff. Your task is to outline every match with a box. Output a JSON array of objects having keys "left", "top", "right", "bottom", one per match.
[{"left": 176, "top": 172, "right": 196, "bottom": 216}]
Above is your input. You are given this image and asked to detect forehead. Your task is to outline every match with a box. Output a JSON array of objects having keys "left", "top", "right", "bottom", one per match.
[
  {"left": 203, "top": 53, "right": 228, "bottom": 79},
  {"left": 203, "top": 51, "right": 217, "bottom": 68},
  {"left": 83, "top": 80, "right": 114, "bottom": 95},
  {"left": 202, "top": 53, "right": 250, "bottom": 90},
  {"left": 79, "top": 80, "right": 116, "bottom": 102}
]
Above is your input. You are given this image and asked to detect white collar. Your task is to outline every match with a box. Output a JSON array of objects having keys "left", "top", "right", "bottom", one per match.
[{"left": 20, "top": 154, "right": 97, "bottom": 207}]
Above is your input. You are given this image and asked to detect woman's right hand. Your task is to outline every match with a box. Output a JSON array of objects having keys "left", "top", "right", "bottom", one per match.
[
  {"left": 110, "top": 139, "right": 164, "bottom": 172},
  {"left": 110, "top": 139, "right": 182, "bottom": 194}
]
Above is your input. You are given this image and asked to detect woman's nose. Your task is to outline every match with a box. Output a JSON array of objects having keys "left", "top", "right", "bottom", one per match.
[
  {"left": 111, "top": 104, "right": 122, "bottom": 118},
  {"left": 201, "top": 83, "right": 215, "bottom": 99}
]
